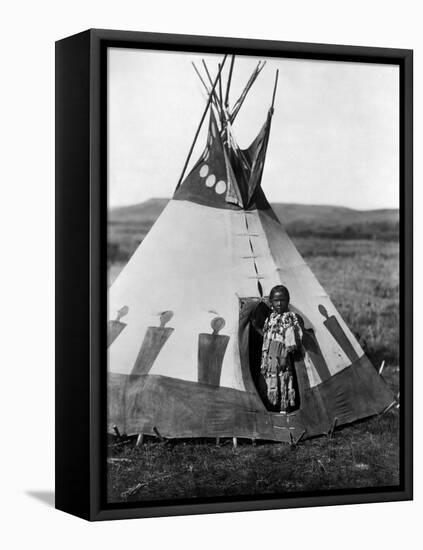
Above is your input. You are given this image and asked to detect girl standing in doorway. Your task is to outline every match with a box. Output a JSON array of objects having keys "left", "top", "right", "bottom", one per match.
[{"left": 260, "top": 285, "right": 303, "bottom": 413}]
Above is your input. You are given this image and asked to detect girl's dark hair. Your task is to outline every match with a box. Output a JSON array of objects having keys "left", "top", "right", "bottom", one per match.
[{"left": 269, "top": 285, "right": 290, "bottom": 302}]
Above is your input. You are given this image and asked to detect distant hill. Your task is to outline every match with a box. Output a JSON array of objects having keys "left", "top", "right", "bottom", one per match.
[
  {"left": 108, "top": 198, "right": 399, "bottom": 263},
  {"left": 110, "top": 198, "right": 168, "bottom": 225},
  {"left": 270, "top": 203, "right": 399, "bottom": 240}
]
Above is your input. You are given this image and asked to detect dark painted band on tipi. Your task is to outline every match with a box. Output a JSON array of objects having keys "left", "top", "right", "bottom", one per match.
[
  {"left": 107, "top": 320, "right": 127, "bottom": 348},
  {"left": 302, "top": 328, "right": 331, "bottom": 382},
  {"left": 107, "top": 354, "right": 393, "bottom": 442},
  {"left": 318, "top": 304, "right": 360, "bottom": 363},
  {"left": 107, "top": 305, "right": 129, "bottom": 347},
  {"left": 197, "top": 317, "right": 230, "bottom": 386},
  {"left": 130, "top": 311, "right": 174, "bottom": 377}
]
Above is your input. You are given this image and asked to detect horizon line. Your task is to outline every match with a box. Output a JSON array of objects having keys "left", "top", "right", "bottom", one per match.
[{"left": 109, "top": 197, "right": 399, "bottom": 212}]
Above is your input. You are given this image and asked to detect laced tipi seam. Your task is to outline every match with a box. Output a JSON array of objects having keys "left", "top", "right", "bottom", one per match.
[{"left": 243, "top": 214, "right": 263, "bottom": 295}]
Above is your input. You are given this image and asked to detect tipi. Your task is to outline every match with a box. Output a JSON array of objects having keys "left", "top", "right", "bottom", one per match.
[{"left": 108, "top": 56, "right": 394, "bottom": 443}]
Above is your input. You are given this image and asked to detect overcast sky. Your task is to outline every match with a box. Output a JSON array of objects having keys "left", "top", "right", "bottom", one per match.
[{"left": 108, "top": 48, "right": 399, "bottom": 210}]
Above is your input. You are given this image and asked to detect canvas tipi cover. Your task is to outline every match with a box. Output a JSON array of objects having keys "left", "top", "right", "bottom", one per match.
[{"left": 107, "top": 62, "right": 394, "bottom": 443}]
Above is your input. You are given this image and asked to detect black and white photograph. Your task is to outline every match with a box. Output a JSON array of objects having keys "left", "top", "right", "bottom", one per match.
[
  {"left": 2, "top": 0, "right": 421, "bottom": 543},
  {"left": 106, "top": 47, "right": 401, "bottom": 504}
]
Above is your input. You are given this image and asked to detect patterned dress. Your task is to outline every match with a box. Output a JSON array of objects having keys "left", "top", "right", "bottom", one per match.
[{"left": 260, "top": 311, "right": 303, "bottom": 413}]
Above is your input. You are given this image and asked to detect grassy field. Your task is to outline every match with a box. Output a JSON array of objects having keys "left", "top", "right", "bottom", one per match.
[
  {"left": 295, "top": 237, "right": 399, "bottom": 367},
  {"left": 108, "top": 199, "right": 399, "bottom": 263},
  {"left": 108, "top": 403, "right": 399, "bottom": 503},
  {"left": 107, "top": 235, "right": 400, "bottom": 504}
]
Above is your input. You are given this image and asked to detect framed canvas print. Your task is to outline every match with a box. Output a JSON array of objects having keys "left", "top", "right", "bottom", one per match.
[{"left": 55, "top": 29, "right": 413, "bottom": 521}]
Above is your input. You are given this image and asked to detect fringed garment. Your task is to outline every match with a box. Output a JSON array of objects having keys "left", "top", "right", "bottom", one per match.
[{"left": 260, "top": 311, "right": 303, "bottom": 413}]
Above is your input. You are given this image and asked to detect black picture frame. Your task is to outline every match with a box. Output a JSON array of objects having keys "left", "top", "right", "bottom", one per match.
[{"left": 55, "top": 28, "right": 413, "bottom": 521}]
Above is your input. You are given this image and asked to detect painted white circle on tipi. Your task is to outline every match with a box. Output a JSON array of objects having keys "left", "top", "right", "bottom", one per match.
[
  {"left": 205, "top": 174, "right": 216, "bottom": 187},
  {"left": 199, "top": 164, "right": 209, "bottom": 178},
  {"left": 215, "top": 180, "right": 227, "bottom": 194}
]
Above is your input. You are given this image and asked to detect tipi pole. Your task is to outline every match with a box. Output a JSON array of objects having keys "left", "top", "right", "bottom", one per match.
[
  {"left": 192, "top": 61, "right": 211, "bottom": 95},
  {"left": 202, "top": 59, "right": 215, "bottom": 90},
  {"left": 202, "top": 59, "right": 224, "bottom": 117},
  {"left": 224, "top": 55, "right": 235, "bottom": 108},
  {"left": 217, "top": 62, "right": 225, "bottom": 128},
  {"left": 271, "top": 68, "right": 279, "bottom": 110},
  {"left": 230, "top": 61, "right": 266, "bottom": 123},
  {"left": 218, "top": 63, "right": 223, "bottom": 108},
  {"left": 230, "top": 64, "right": 259, "bottom": 120},
  {"left": 176, "top": 55, "right": 227, "bottom": 189},
  {"left": 192, "top": 61, "right": 220, "bottom": 112}
]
